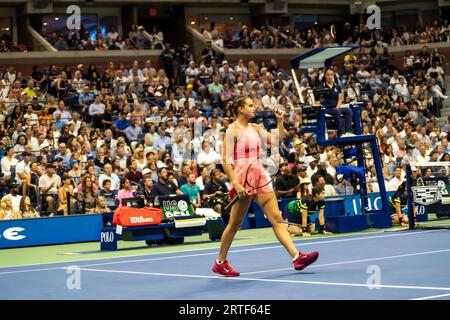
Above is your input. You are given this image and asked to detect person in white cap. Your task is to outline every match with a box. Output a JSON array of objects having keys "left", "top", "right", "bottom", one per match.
[{"left": 429, "top": 132, "right": 439, "bottom": 149}]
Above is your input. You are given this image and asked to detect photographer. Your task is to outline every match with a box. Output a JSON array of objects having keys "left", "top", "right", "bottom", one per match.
[
  {"left": 275, "top": 164, "right": 300, "bottom": 199},
  {"left": 203, "top": 168, "right": 229, "bottom": 221}
]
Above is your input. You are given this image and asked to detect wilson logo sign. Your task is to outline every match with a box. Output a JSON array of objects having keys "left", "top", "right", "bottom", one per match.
[{"left": 130, "top": 216, "right": 154, "bottom": 224}]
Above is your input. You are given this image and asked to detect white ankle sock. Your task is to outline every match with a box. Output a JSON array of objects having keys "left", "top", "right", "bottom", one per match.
[
  {"left": 292, "top": 253, "right": 299, "bottom": 261},
  {"left": 216, "top": 259, "right": 224, "bottom": 265}
]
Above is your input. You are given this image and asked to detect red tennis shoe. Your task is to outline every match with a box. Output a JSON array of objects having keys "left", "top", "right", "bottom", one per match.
[
  {"left": 212, "top": 260, "right": 240, "bottom": 277},
  {"left": 293, "top": 251, "right": 319, "bottom": 270}
]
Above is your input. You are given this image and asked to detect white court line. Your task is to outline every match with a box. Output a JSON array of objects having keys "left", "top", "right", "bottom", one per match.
[
  {"left": 0, "top": 229, "right": 390, "bottom": 270},
  {"left": 67, "top": 267, "right": 450, "bottom": 292},
  {"left": 64, "top": 229, "right": 448, "bottom": 269},
  {"left": 411, "top": 293, "right": 450, "bottom": 300},
  {"left": 0, "top": 230, "right": 432, "bottom": 274},
  {"left": 241, "top": 248, "right": 450, "bottom": 275},
  {"left": 0, "top": 229, "right": 443, "bottom": 275}
]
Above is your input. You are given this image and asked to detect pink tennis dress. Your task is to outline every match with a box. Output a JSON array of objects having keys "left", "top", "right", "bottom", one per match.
[{"left": 230, "top": 123, "right": 273, "bottom": 197}]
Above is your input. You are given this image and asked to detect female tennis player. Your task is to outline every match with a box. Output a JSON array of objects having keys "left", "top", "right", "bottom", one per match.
[{"left": 212, "top": 96, "right": 319, "bottom": 277}]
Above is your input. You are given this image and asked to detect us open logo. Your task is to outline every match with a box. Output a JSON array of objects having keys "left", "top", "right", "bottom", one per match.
[{"left": 178, "top": 200, "right": 188, "bottom": 211}]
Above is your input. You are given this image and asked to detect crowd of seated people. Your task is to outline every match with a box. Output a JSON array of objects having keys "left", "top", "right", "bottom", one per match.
[
  {"left": 0, "top": 39, "right": 448, "bottom": 222},
  {"left": 0, "top": 34, "right": 28, "bottom": 52},
  {"left": 202, "top": 19, "right": 450, "bottom": 49},
  {"left": 46, "top": 24, "right": 164, "bottom": 51}
]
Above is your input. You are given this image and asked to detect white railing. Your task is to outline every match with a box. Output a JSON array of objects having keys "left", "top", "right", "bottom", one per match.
[{"left": 27, "top": 25, "right": 57, "bottom": 52}]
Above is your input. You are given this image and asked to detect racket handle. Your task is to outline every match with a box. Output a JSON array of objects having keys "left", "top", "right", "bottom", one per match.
[{"left": 224, "top": 195, "right": 239, "bottom": 212}]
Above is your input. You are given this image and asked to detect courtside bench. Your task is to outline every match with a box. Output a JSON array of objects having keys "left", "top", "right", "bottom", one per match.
[{"left": 100, "top": 209, "right": 225, "bottom": 251}]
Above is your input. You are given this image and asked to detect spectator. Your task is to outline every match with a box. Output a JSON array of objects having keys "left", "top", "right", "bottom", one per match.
[
  {"left": 95, "top": 196, "right": 111, "bottom": 213},
  {"left": 386, "top": 167, "right": 404, "bottom": 192},
  {"left": 197, "top": 140, "right": 220, "bottom": 173},
  {"left": 19, "top": 196, "right": 40, "bottom": 219},
  {"left": 99, "top": 163, "right": 120, "bottom": 191},
  {"left": 180, "top": 173, "right": 201, "bottom": 207},
  {"left": 203, "top": 168, "right": 229, "bottom": 219},
  {"left": 38, "top": 164, "right": 61, "bottom": 216},
  {"left": 261, "top": 88, "right": 278, "bottom": 111},
  {"left": 152, "top": 25, "right": 164, "bottom": 49},
  {"left": 153, "top": 127, "right": 171, "bottom": 151},
  {"left": 0, "top": 196, "right": 21, "bottom": 220},
  {"left": 125, "top": 158, "right": 143, "bottom": 185},
  {"left": 151, "top": 167, "right": 183, "bottom": 197},
  {"left": 100, "top": 179, "right": 119, "bottom": 210},
  {"left": 89, "top": 95, "right": 105, "bottom": 128},
  {"left": 123, "top": 119, "right": 143, "bottom": 143},
  {"left": 54, "top": 36, "right": 69, "bottom": 51},
  {"left": 77, "top": 175, "right": 98, "bottom": 213},
  {"left": 15, "top": 151, "right": 32, "bottom": 189},
  {"left": 160, "top": 43, "right": 176, "bottom": 83},
  {"left": 57, "top": 174, "right": 76, "bottom": 215},
  {"left": 3, "top": 182, "right": 22, "bottom": 212},
  {"left": 334, "top": 174, "right": 353, "bottom": 195},
  {"left": 275, "top": 165, "right": 300, "bottom": 199},
  {"left": 94, "top": 147, "right": 111, "bottom": 171},
  {"left": 1, "top": 147, "right": 18, "bottom": 181},
  {"left": 114, "top": 111, "right": 130, "bottom": 137},
  {"left": 139, "top": 175, "right": 154, "bottom": 205},
  {"left": 314, "top": 175, "right": 337, "bottom": 197}
]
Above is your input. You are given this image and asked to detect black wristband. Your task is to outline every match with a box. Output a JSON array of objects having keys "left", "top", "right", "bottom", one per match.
[{"left": 302, "top": 227, "right": 307, "bottom": 233}]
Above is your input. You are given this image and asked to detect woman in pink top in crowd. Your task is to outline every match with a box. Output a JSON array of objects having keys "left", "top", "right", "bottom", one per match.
[{"left": 117, "top": 177, "right": 135, "bottom": 207}]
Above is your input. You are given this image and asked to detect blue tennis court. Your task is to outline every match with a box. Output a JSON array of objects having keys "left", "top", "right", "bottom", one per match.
[{"left": 1, "top": 229, "right": 450, "bottom": 300}]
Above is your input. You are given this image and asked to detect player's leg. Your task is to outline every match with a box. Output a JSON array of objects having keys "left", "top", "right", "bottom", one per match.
[
  {"left": 256, "top": 192, "right": 319, "bottom": 269},
  {"left": 255, "top": 192, "right": 300, "bottom": 258},
  {"left": 217, "top": 195, "right": 252, "bottom": 262}
]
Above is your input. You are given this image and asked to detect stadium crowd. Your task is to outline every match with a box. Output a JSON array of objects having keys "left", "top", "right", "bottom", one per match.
[
  {"left": 206, "top": 20, "right": 450, "bottom": 49},
  {"left": 0, "top": 36, "right": 28, "bottom": 53},
  {"left": 0, "top": 37, "right": 448, "bottom": 221},
  {"left": 47, "top": 24, "right": 165, "bottom": 51}
]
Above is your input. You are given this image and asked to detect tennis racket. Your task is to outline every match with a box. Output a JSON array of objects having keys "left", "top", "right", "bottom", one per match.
[{"left": 224, "top": 155, "right": 280, "bottom": 212}]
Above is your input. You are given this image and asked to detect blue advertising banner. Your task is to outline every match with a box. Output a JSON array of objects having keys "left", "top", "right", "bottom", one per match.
[
  {"left": 0, "top": 192, "right": 430, "bottom": 249},
  {"left": 0, "top": 214, "right": 104, "bottom": 249}
]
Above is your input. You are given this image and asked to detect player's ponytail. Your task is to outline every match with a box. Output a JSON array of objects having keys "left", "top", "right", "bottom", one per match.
[{"left": 226, "top": 96, "right": 248, "bottom": 117}]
